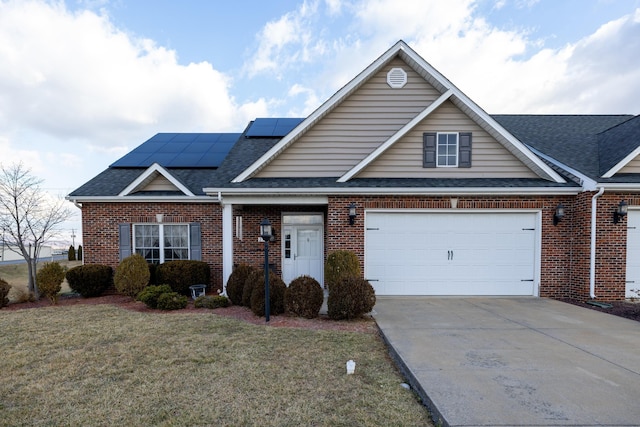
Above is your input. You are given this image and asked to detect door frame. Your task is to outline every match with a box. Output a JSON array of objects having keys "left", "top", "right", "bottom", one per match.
[{"left": 281, "top": 212, "right": 324, "bottom": 285}]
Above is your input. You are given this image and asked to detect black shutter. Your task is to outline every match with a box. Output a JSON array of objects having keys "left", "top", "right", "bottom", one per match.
[
  {"left": 423, "top": 132, "right": 437, "bottom": 168},
  {"left": 190, "top": 222, "right": 202, "bottom": 261},
  {"left": 459, "top": 132, "right": 472, "bottom": 168},
  {"left": 118, "top": 223, "right": 131, "bottom": 261}
]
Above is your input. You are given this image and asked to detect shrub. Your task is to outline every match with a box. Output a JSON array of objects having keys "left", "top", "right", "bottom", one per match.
[
  {"left": 0, "top": 278, "right": 10, "bottom": 308},
  {"left": 324, "top": 250, "right": 361, "bottom": 289},
  {"left": 36, "top": 262, "right": 67, "bottom": 304},
  {"left": 226, "top": 264, "right": 256, "bottom": 305},
  {"left": 156, "top": 292, "right": 188, "bottom": 310},
  {"left": 77, "top": 245, "right": 83, "bottom": 261},
  {"left": 242, "top": 269, "right": 263, "bottom": 307},
  {"left": 137, "top": 284, "right": 173, "bottom": 309},
  {"left": 285, "top": 275, "right": 324, "bottom": 319},
  {"left": 327, "top": 275, "right": 376, "bottom": 320},
  {"left": 156, "top": 260, "right": 210, "bottom": 296},
  {"left": 68, "top": 245, "right": 76, "bottom": 261},
  {"left": 250, "top": 271, "right": 286, "bottom": 317},
  {"left": 194, "top": 295, "right": 230, "bottom": 309},
  {"left": 66, "top": 264, "right": 113, "bottom": 297},
  {"left": 114, "top": 254, "right": 151, "bottom": 297},
  {"left": 10, "top": 287, "right": 34, "bottom": 304}
]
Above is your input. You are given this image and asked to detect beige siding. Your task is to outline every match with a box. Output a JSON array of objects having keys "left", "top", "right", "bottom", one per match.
[
  {"left": 618, "top": 156, "right": 640, "bottom": 174},
  {"left": 141, "top": 174, "right": 178, "bottom": 192},
  {"left": 358, "top": 100, "right": 538, "bottom": 178},
  {"left": 256, "top": 57, "right": 441, "bottom": 177}
]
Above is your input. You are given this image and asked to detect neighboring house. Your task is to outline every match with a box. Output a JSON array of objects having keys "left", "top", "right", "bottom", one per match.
[{"left": 68, "top": 40, "right": 640, "bottom": 301}]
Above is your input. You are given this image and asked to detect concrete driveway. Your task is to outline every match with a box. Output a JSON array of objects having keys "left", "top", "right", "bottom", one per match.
[{"left": 373, "top": 297, "right": 640, "bottom": 427}]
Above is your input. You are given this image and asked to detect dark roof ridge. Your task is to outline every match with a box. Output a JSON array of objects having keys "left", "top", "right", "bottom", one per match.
[{"left": 596, "top": 114, "right": 640, "bottom": 136}]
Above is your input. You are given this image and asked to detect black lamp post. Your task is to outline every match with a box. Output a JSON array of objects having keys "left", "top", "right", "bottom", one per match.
[{"left": 260, "top": 218, "right": 273, "bottom": 322}]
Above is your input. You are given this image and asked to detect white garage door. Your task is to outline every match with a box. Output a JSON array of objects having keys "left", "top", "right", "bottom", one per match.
[
  {"left": 365, "top": 211, "right": 539, "bottom": 296},
  {"left": 625, "top": 210, "right": 640, "bottom": 298}
]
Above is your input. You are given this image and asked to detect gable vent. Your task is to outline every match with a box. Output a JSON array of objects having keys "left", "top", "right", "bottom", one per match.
[{"left": 387, "top": 67, "right": 407, "bottom": 88}]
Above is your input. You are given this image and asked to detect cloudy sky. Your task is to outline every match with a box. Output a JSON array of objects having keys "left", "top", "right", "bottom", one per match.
[{"left": 1, "top": 0, "right": 639, "bottom": 246}]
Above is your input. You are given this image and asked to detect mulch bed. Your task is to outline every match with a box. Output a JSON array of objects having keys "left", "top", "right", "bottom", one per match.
[
  {"left": 3, "top": 293, "right": 378, "bottom": 333},
  {"left": 561, "top": 299, "right": 640, "bottom": 322}
]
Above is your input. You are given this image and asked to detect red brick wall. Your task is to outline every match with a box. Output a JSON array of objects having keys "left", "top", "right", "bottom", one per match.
[{"left": 81, "top": 202, "right": 223, "bottom": 290}]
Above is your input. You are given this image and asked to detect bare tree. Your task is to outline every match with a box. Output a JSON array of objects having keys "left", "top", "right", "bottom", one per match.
[{"left": 0, "top": 163, "right": 74, "bottom": 299}]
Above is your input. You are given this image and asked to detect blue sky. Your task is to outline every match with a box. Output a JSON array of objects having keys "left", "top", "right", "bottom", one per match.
[{"left": 1, "top": 0, "right": 640, "bottom": 246}]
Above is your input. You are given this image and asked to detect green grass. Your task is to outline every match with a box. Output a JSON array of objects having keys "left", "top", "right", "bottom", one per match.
[{"left": 0, "top": 305, "right": 433, "bottom": 426}]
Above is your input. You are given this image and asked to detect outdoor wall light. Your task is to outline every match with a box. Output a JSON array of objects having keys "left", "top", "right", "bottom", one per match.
[
  {"left": 613, "top": 200, "right": 628, "bottom": 224},
  {"left": 348, "top": 202, "right": 357, "bottom": 225},
  {"left": 259, "top": 218, "right": 272, "bottom": 322},
  {"left": 553, "top": 203, "right": 565, "bottom": 226}
]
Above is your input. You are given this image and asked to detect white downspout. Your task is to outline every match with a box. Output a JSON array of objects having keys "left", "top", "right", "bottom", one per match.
[
  {"left": 221, "top": 202, "right": 233, "bottom": 296},
  {"left": 590, "top": 187, "right": 605, "bottom": 299}
]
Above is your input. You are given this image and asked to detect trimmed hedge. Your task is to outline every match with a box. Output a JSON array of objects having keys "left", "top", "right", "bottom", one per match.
[
  {"left": 157, "top": 292, "right": 188, "bottom": 310},
  {"left": 66, "top": 264, "right": 113, "bottom": 298},
  {"left": 250, "top": 271, "right": 286, "bottom": 317},
  {"left": 156, "top": 260, "right": 210, "bottom": 296},
  {"left": 36, "top": 262, "right": 66, "bottom": 304},
  {"left": 327, "top": 275, "right": 376, "bottom": 320},
  {"left": 114, "top": 254, "right": 150, "bottom": 297},
  {"left": 194, "top": 295, "right": 230, "bottom": 309},
  {"left": 242, "top": 269, "right": 263, "bottom": 307},
  {"left": 0, "top": 278, "right": 10, "bottom": 308},
  {"left": 285, "top": 275, "right": 324, "bottom": 319},
  {"left": 137, "top": 284, "right": 173, "bottom": 309},
  {"left": 226, "top": 264, "right": 256, "bottom": 306},
  {"left": 324, "top": 250, "right": 361, "bottom": 289}
]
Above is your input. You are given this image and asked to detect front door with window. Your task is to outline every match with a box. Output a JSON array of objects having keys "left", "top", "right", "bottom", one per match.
[{"left": 282, "top": 214, "right": 324, "bottom": 285}]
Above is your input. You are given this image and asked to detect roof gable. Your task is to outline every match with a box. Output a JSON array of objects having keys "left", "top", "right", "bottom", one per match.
[
  {"left": 118, "top": 163, "right": 195, "bottom": 196},
  {"left": 232, "top": 40, "right": 565, "bottom": 184}
]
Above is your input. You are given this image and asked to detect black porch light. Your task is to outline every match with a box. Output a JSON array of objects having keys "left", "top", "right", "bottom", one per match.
[
  {"left": 348, "top": 202, "right": 357, "bottom": 226},
  {"left": 613, "top": 200, "right": 628, "bottom": 224},
  {"left": 260, "top": 218, "right": 272, "bottom": 322},
  {"left": 553, "top": 203, "right": 565, "bottom": 226}
]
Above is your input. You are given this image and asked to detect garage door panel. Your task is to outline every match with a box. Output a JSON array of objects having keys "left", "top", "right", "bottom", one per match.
[{"left": 365, "top": 212, "right": 538, "bottom": 296}]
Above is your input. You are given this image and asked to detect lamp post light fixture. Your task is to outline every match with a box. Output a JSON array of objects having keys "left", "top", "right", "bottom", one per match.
[
  {"left": 348, "top": 202, "right": 357, "bottom": 225},
  {"left": 613, "top": 200, "right": 628, "bottom": 224},
  {"left": 553, "top": 203, "right": 565, "bottom": 226},
  {"left": 260, "top": 218, "right": 273, "bottom": 322}
]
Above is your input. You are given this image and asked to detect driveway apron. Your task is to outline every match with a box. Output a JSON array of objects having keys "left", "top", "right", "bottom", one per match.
[{"left": 373, "top": 297, "right": 640, "bottom": 427}]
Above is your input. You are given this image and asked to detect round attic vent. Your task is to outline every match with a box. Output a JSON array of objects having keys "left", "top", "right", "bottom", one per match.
[{"left": 387, "top": 67, "right": 407, "bottom": 88}]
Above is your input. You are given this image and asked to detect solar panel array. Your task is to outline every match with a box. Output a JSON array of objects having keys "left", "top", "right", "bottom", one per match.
[
  {"left": 245, "top": 118, "right": 304, "bottom": 137},
  {"left": 110, "top": 133, "right": 241, "bottom": 168}
]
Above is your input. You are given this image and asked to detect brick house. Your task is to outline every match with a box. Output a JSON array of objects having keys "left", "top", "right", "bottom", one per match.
[{"left": 68, "top": 40, "right": 640, "bottom": 301}]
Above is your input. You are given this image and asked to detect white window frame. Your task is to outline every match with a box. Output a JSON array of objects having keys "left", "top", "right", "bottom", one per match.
[
  {"left": 436, "top": 132, "right": 459, "bottom": 167},
  {"left": 133, "top": 223, "right": 190, "bottom": 264}
]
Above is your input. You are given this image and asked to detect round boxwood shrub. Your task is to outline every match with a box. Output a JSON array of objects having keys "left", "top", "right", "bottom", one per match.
[
  {"left": 327, "top": 275, "right": 376, "bottom": 320},
  {"left": 66, "top": 264, "right": 113, "bottom": 297},
  {"left": 114, "top": 254, "right": 151, "bottom": 297},
  {"left": 157, "top": 292, "right": 188, "bottom": 310},
  {"left": 156, "top": 260, "right": 210, "bottom": 296},
  {"left": 137, "top": 284, "right": 173, "bottom": 309},
  {"left": 0, "top": 278, "right": 11, "bottom": 308},
  {"left": 250, "top": 272, "right": 286, "bottom": 317},
  {"left": 226, "top": 264, "right": 256, "bottom": 306},
  {"left": 324, "top": 250, "right": 361, "bottom": 289},
  {"left": 194, "top": 295, "right": 230, "bottom": 309},
  {"left": 242, "top": 269, "right": 264, "bottom": 307},
  {"left": 36, "top": 262, "right": 67, "bottom": 304},
  {"left": 285, "top": 275, "right": 324, "bottom": 319}
]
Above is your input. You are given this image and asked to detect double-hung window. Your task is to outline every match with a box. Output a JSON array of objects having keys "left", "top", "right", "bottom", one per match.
[
  {"left": 133, "top": 224, "right": 189, "bottom": 264},
  {"left": 437, "top": 133, "right": 459, "bottom": 167},
  {"left": 423, "top": 132, "right": 472, "bottom": 168}
]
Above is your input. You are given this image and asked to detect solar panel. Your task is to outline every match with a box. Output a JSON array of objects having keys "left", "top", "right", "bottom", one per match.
[
  {"left": 245, "top": 118, "right": 304, "bottom": 137},
  {"left": 110, "top": 133, "right": 242, "bottom": 168}
]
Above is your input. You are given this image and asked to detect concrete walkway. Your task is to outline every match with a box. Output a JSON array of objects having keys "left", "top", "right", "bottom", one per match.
[{"left": 373, "top": 297, "right": 640, "bottom": 427}]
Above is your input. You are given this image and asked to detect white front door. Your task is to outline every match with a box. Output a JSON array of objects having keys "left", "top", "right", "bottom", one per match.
[
  {"left": 282, "top": 214, "right": 324, "bottom": 285},
  {"left": 626, "top": 210, "right": 640, "bottom": 298}
]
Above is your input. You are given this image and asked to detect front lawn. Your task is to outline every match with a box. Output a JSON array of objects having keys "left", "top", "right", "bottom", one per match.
[{"left": 0, "top": 304, "right": 432, "bottom": 426}]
